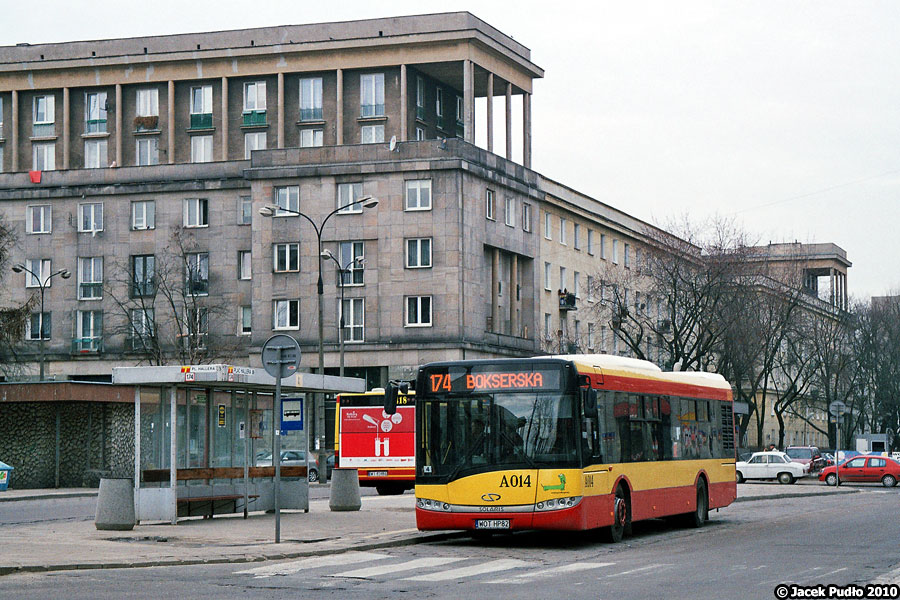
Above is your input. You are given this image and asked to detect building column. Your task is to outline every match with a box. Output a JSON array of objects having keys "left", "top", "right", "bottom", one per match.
[
  {"left": 115, "top": 84, "right": 123, "bottom": 167},
  {"left": 10, "top": 90, "right": 18, "bottom": 171},
  {"left": 277, "top": 72, "right": 285, "bottom": 149},
  {"left": 400, "top": 64, "right": 408, "bottom": 142},
  {"left": 830, "top": 269, "right": 836, "bottom": 307},
  {"left": 523, "top": 91, "right": 532, "bottom": 169},
  {"left": 486, "top": 72, "right": 494, "bottom": 153},
  {"left": 464, "top": 59, "right": 475, "bottom": 144},
  {"left": 62, "top": 88, "right": 70, "bottom": 170},
  {"left": 167, "top": 81, "right": 175, "bottom": 164},
  {"left": 505, "top": 82, "right": 513, "bottom": 160},
  {"left": 221, "top": 77, "right": 229, "bottom": 161},
  {"left": 491, "top": 248, "right": 500, "bottom": 333},
  {"left": 510, "top": 253, "right": 518, "bottom": 337},
  {"left": 336, "top": 68, "right": 344, "bottom": 145}
]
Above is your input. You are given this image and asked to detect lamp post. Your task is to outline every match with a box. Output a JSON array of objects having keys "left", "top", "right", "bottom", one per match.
[
  {"left": 320, "top": 250, "right": 366, "bottom": 378},
  {"left": 260, "top": 195, "right": 378, "bottom": 483},
  {"left": 12, "top": 263, "right": 71, "bottom": 381}
]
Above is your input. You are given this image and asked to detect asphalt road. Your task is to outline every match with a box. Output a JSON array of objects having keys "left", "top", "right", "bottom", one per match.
[{"left": 2, "top": 487, "right": 898, "bottom": 600}]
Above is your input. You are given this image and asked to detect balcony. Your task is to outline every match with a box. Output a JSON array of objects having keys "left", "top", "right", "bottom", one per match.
[
  {"left": 85, "top": 119, "right": 107, "bottom": 134},
  {"left": 134, "top": 115, "right": 159, "bottom": 132},
  {"left": 455, "top": 119, "right": 465, "bottom": 138},
  {"left": 189, "top": 113, "right": 213, "bottom": 130},
  {"left": 558, "top": 291, "right": 577, "bottom": 311},
  {"left": 437, "top": 116, "right": 448, "bottom": 131},
  {"left": 360, "top": 103, "right": 385, "bottom": 118},
  {"left": 32, "top": 123, "right": 55, "bottom": 138},
  {"left": 300, "top": 107, "right": 323, "bottom": 121},
  {"left": 415, "top": 105, "right": 425, "bottom": 120},
  {"left": 242, "top": 111, "right": 267, "bottom": 127},
  {"left": 71, "top": 337, "right": 102, "bottom": 354}
]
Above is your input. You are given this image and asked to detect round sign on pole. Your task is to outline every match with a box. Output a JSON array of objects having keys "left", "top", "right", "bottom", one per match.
[
  {"left": 261, "top": 334, "right": 302, "bottom": 379},
  {"left": 829, "top": 401, "right": 847, "bottom": 416}
]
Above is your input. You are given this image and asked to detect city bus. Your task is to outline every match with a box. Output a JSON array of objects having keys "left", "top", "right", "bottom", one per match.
[
  {"left": 412, "top": 354, "right": 736, "bottom": 541},
  {"left": 335, "top": 389, "right": 416, "bottom": 495}
]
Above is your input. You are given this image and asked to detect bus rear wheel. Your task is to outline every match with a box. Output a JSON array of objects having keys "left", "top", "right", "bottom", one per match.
[
  {"left": 606, "top": 485, "right": 630, "bottom": 543},
  {"left": 686, "top": 480, "right": 708, "bottom": 528}
]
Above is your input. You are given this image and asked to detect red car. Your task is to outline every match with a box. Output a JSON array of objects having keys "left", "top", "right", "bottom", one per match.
[{"left": 819, "top": 455, "right": 900, "bottom": 487}]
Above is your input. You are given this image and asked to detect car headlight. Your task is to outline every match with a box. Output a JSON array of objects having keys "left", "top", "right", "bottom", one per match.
[
  {"left": 416, "top": 497, "right": 451, "bottom": 512},
  {"left": 534, "top": 496, "right": 581, "bottom": 511}
]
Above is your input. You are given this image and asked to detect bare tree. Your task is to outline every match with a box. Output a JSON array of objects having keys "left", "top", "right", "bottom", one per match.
[
  {"left": 0, "top": 216, "right": 34, "bottom": 377},
  {"left": 852, "top": 295, "right": 900, "bottom": 447}
]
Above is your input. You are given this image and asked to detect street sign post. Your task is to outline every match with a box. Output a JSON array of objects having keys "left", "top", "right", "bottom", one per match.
[{"left": 261, "top": 334, "right": 302, "bottom": 544}]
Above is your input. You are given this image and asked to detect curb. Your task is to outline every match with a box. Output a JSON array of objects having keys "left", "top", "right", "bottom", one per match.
[
  {"left": 735, "top": 487, "right": 859, "bottom": 503},
  {"left": 0, "top": 491, "right": 99, "bottom": 503}
]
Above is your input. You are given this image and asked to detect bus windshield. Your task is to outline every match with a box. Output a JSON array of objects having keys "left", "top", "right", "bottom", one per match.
[{"left": 418, "top": 391, "right": 579, "bottom": 481}]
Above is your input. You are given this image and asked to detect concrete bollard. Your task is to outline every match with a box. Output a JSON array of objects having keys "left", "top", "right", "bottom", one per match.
[
  {"left": 95, "top": 477, "right": 136, "bottom": 530},
  {"left": 329, "top": 468, "right": 362, "bottom": 512}
]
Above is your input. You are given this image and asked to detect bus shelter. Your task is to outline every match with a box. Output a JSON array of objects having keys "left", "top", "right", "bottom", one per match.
[{"left": 111, "top": 364, "right": 365, "bottom": 524}]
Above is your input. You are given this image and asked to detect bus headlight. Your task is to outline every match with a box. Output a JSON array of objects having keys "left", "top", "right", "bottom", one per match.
[
  {"left": 416, "top": 497, "right": 451, "bottom": 512},
  {"left": 534, "top": 496, "right": 581, "bottom": 511}
]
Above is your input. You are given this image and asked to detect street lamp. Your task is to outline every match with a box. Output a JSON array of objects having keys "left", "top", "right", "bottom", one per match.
[
  {"left": 259, "top": 194, "right": 378, "bottom": 483},
  {"left": 12, "top": 263, "right": 71, "bottom": 381},
  {"left": 320, "top": 249, "right": 366, "bottom": 378}
]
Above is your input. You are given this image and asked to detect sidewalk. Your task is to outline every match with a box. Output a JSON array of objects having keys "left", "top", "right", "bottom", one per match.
[{"left": 0, "top": 478, "right": 859, "bottom": 577}]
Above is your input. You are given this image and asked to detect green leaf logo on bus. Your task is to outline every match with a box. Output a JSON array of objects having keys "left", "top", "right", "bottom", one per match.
[{"left": 542, "top": 473, "right": 566, "bottom": 492}]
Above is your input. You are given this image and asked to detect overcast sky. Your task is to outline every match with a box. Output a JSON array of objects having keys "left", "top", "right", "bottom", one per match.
[{"left": 3, "top": 0, "right": 898, "bottom": 299}]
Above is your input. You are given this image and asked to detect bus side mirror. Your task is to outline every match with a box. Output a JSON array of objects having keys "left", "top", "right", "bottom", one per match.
[
  {"left": 384, "top": 380, "right": 409, "bottom": 415},
  {"left": 583, "top": 388, "right": 598, "bottom": 419}
]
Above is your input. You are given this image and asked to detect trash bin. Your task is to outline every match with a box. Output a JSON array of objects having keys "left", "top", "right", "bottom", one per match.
[
  {"left": 0, "top": 461, "right": 13, "bottom": 491},
  {"left": 95, "top": 477, "right": 135, "bottom": 530}
]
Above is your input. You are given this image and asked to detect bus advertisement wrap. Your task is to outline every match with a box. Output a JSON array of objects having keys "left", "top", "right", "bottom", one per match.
[{"left": 339, "top": 406, "right": 415, "bottom": 468}]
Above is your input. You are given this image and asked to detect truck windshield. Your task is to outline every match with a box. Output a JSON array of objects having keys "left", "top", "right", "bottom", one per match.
[{"left": 417, "top": 392, "right": 579, "bottom": 481}]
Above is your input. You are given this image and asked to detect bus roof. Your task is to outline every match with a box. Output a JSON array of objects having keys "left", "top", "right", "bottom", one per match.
[{"left": 545, "top": 354, "right": 732, "bottom": 392}]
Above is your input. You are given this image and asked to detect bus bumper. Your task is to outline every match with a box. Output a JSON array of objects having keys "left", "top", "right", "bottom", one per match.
[{"left": 416, "top": 502, "right": 592, "bottom": 531}]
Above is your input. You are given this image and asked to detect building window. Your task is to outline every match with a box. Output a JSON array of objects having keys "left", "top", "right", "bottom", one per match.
[
  {"left": 79, "top": 202, "right": 103, "bottom": 233},
  {"left": 190, "top": 85, "right": 213, "bottom": 129},
  {"left": 587, "top": 230, "right": 595, "bottom": 255},
  {"left": 191, "top": 135, "right": 213, "bottom": 163},
  {"left": 339, "top": 241, "right": 365, "bottom": 286},
  {"left": 300, "top": 128, "right": 324, "bottom": 147},
  {"left": 239, "top": 306, "right": 252, "bottom": 336},
  {"left": 130, "top": 308, "right": 155, "bottom": 350},
  {"left": 415, "top": 127, "right": 425, "bottom": 141},
  {"left": 131, "top": 255, "right": 155, "bottom": 297},
  {"left": 456, "top": 95, "right": 464, "bottom": 127},
  {"left": 183, "top": 307, "right": 209, "bottom": 351},
  {"left": 75, "top": 310, "right": 102, "bottom": 353},
  {"left": 300, "top": 77, "right": 323, "bottom": 121},
  {"left": 23, "top": 259, "right": 51, "bottom": 288},
  {"left": 612, "top": 239, "right": 619, "bottom": 264},
  {"left": 136, "top": 138, "right": 159, "bottom": 166},
  {"left": 588, "top": 323, "right": 595, "bottom": 351},
  {"left": 273, "top": 299, "right": 300, "bottom": 330},
  {"left": 183, "top": 198, "right": 209, "bottom": 228},
  {"left": 361, "top": 124, "right": 384, "bottom": 144},
  {"left": 239, "top": 196, "right": 252, "bottom": 225},
  {"left": 574, "top": 224, "right": 581, "bottom": 250},
  {"left": 587, "top": 275, "right": 595, "bottom": 302},
  {"left": 26, "top": 205, "right": 51, "bottom": 234},
  {"left": 84, "top": 138, "right": 107, "bottom": 169},
  {"left": 559, "top": 266, "right": 567, "bottom": 292},
  {"left": 406, "top": 238, "right": 432, "bottom": 268},
  {"left": 360, "top": 73, "right": 385, "bottom": 117},
  {"left": 238, "top": 251, "right": 252, "bottom": 280},
  {"left": 136, "top": 88, "right": 159, "bottom": 117},
  {"left": 522, "top": 203, "right": 532, "bottom": 232},
  {"left": 435, "top": 88, "right": 444, "bottom": 124},
  {"left": 85, "top": 91, "right": 107, "bottom": 134},
  {"left": 131, "top": 200, "right": 155, "bottom": 230},
  {"left": 573, "top": 271, "right": 581, "bottom": 298},
  {"left": 0, "top": 145, "right": 4, "bottom": 173},
  {"left": 26, "top": 312, "right": 51, "bottom": 341},
  {"left": 337, "top": 182, "right": 364, "bottom": 214},
  {"left": 544, "top": 262, "right": 551, "bottom": 291},
  {"left": 559, "top": 217, "right": 568, "bottom": 245},
  {"left": 243, "top": 81, "right": 267, "bottom": 119},
  {"left": 275, "top": 186, "right": 299, "bottom": 215},
  {"left": 33, "top": 142, "right": 55, "bottom": 171},
  {"left": 485, "top": 189, "right": 495, "bottom": 220},
  {"left": 405, "top": 296, "right": 432, "bottom": 327},
  {"left": 341, "top": 297, "right": 365, "bottom": 342},
  {"left": 405, "top": 179, "right": 432, "bottom": 211},
  {"left": 624, "top": 243, "right": 631, "bottom": 268},
  {"left": 78, "top": 257, "right": 103, "bottom": 300},
  {"left": 185, "top": 252, "right": 209, "bottom": 296},
  {"left": 600, "top": 234, "right": 607, "bottom": 260},
  {"left": 33, "top": 95, "right": 55, "bottom": 137},
  {"left": 504, "top": 197, "right": 515, "bottom": 227},
  {"left": 544, "top": 212, "right": 552, "bottom": 240},
  {"left": 244, "top": 131, "right": 266, "bottom": 159},
  {"left": 273, "top": 243, "right": 300, "bottom": 273},
  {"left": 544, "top": 313, "right": 552, "bottom": 341},
  {"left": 416, "top": 77, "right": 425, "bottom": 119}
]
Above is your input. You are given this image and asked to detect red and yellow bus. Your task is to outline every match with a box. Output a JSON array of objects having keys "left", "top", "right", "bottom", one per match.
[
  {"left": 335, "top": 390, "right": 416, "bottom": 495},
  {"left": 413, "top": 354, "right": 736, "bottom": 540}
]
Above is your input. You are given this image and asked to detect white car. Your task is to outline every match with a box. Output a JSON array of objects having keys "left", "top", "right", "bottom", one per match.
[{"left": 736, "top": 451, "right": 808, "bottom": 484}]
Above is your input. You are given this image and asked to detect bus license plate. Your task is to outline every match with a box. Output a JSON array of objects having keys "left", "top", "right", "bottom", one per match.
[
  {"left": 475, "top": 519, "right": 510, "bottom": 530},
  {"left": 367, "top": 471, "right": 388, "bottom": 477}
]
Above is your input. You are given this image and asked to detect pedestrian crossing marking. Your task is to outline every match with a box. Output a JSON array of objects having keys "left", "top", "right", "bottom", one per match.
[
  {"left": 235, "top": 551, "right": 389, "bottom": 578},
  {"left": 487, "top": 561, "right": 616, "bottom": 584},
  {"left": 402, "top": 559, "right": 533, "bottom": 582},
  {"left": 330, "top": 557, "right": 467, "bottom": 579},
  {"left": 602, "top": 564, "right": 672, "bottom": 578}
]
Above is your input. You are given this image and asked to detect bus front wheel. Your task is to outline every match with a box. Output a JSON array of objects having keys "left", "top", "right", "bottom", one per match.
[{"left": 606, "top": 485, "right": 630, "bottom": 543}]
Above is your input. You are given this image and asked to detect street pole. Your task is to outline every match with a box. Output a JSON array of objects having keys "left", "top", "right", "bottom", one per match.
[
  {"left": 12, "top": 264, "right": 70, "bottom": 381},
  {"left": 274, "top": 347, "right": 282, "bottom": 543}
]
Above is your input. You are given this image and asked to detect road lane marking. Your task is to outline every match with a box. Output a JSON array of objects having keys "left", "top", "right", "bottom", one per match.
[
  {"left": 602, "top": 564, "right": 672, "bottom": 578},
  {"left": 331, "top": 557, "right": 467, "bottom": 579},
  {"left": 235, "top": 551, "right": 389, "bottom": 578},
  {"left": 403, "top": 559, "right": 532, "bottom": 581},
  {"left": 487, "top": 562, "right": 616, "bottom": 583}
]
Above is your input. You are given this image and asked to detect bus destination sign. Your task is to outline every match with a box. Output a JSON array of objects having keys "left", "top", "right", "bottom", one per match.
[{"left": 426, "top": 366, "right": 562, "bottom": 393}]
